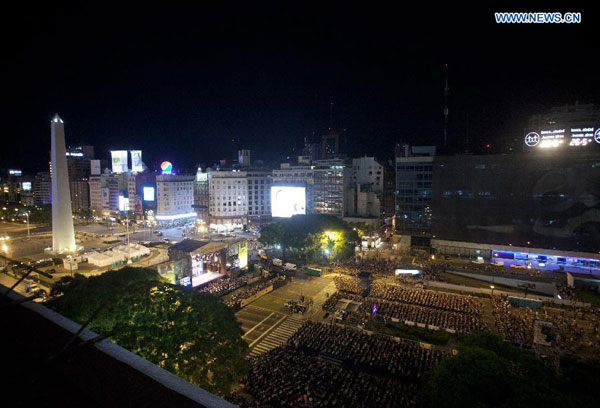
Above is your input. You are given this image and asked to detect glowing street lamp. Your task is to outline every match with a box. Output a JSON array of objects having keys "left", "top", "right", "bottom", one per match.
[{"left": 490, "top": 285, "right": 495, "bottom": 296}]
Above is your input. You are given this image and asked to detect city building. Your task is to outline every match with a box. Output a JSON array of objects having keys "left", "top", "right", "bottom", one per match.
[
  {"left": 431, "top": 151, "right": 600, "bottom": 256},
  {"left": 246, "top": 169, "right": 272, "bottom": 223},
  {"left": 156, "top": 174, "right": 195, "bottom": 226},
  {"left": 345, "top": 157, "right": 385, "bottom": 219},
  {"left": 238, "top": 149, "right": 251, "bottom": 167},
  {"left": 0, "top": 169, "right": 23, "bottom": 203},
  {"left": 193, "top": 167, "right": 210, "bottom": 225},
  {"left": 208, "top": 170, "right": 248, "bottom": 231},
  {"left": 313, "top": 159, "right": 349, "bottom": 217},
  {"left": 19, "top": 176, "right": 35, "bottom": 206},
  {"left": 395, "top": 145, "right": 436, "bottom": 247},
  {"left": 50, "top": 114, "right": 76, "bottom": 253},
  {"left": 70, "top": 179, "right": 90, "bottom": 212},
  {"left": 272, "top": 164, "right": 314, "bottom": 212},
  {"left": 382, "top": 162, "right": 396, "bottom": 222},
  {"left": 88, "top": 173, "right": 120, "bottom": 216},
  {"left": 33, "top": 172, "right": 51, "bottom": 205}
]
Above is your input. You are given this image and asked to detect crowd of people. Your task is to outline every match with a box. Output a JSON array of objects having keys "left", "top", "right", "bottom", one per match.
[
  {"left": 198, "top": 276, "right": 246, "bottom": 296},
  {"left": 369, "top": 282, "right": 484, "bottom": 315},
  {"left": 243, "top": 346, "right": 418, "bottom": 408},
  {"left": 491, "top": 295, "right": 600, "bottom": 353},
  {"left": 368, "top": 300, "right": 487, "bottom": 334},
  {"left": 491, "top": 295, "right": 535, "bottom": 345},
  {"left": 288, "top": 321, "right": 444, "bottom": 378},
  {"left": 225, "top": 275, "right": 286, "bottom": 308},
  {"left": 333, "top": 276, "right": 364, "bottom": 295}
]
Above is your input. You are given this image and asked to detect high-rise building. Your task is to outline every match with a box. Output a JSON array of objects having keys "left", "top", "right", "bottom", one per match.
[
  {"left": 0, "top": 169, "right": 22, "bottom": 203},
  {"left": 156, "top": 174, "right": 195, "bottom": 225},
  {"left": 431, "top": 151, "right": 600, "bottom": 255},
  {"left": 193, "top": 168, "right": 210, "bottom": 224},
  {"left": 395, "top": 145, "right": 436, "bottom": 247},
  {"left": 208, "top": 170, "right": 248, "bottom": 231},
  {"left": 345, "top": 157, "right": 384, "bottom": 218},
  {"left": 33, "top": 172, "right": 51, "bottom": 205},
  {"left": 88, "top": 173, "right": 119, "bottom": 216},
  {"left": 50, "top": 114, "right": 76, "bottom": 253},
  {"left": 246, "top": 169, "right": 272, "bottom": 223},
  {"left": 313, "top": 159, "right": 349, "bottom": 217}
]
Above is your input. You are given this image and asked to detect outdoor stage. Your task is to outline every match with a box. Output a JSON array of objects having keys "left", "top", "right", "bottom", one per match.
[{"left": 192, "top": 271, "right": 224, "bottom": 287}]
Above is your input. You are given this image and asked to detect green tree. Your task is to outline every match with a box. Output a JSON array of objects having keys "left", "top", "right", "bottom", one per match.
[
  {"left": 259, "top": 214, "right": 360, "bottom": 261},
  {"left": 421, "top": 332, "right": 597, "bottom": 408},
  {"left": 48, "top": 267, "right": 248, "bottom": 396}
]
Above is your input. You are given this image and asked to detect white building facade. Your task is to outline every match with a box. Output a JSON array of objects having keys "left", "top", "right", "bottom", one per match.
[
  {"left": 208, "top": 170, "right": 248, "bottom": 232},
  {"left": 156, "top": 175, "right": 195, "bottom": 225}
]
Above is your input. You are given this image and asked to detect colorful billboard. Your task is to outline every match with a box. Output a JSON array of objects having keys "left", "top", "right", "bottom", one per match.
[{"left": 160, "top": 161, "right": 173, "bottom": 174}]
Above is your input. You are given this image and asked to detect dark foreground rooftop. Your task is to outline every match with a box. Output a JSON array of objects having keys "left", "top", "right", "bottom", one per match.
[{"left": 0, "top": 284, "right": 235, "bottom": 408}]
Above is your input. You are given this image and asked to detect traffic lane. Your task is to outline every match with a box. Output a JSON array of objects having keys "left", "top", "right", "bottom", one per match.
[
  {"left": 235, "top": 306, "right": 273, "bottom": 332},
  {"left": 240, "top": 312, "right": 284, "bottom": 344}
]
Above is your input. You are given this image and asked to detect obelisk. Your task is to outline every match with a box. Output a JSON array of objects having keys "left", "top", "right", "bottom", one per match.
[{"left": 51, "top": 114, "right": 76, "bottom": 253}]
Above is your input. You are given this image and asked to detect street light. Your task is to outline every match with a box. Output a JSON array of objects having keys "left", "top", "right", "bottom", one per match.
[
  {"left": 490, "top": 285, "right": 495, "bottom": 296},
  {"left": 21, "top": 212, "right": 30, "bottom": 240}
]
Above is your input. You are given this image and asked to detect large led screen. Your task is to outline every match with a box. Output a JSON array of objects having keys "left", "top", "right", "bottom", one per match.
[{"left": 271, "top": 186, "right": 306, "bottom": 218}]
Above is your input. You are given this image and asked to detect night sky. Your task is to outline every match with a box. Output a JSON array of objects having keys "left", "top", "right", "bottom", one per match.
[{"left": 2, "top": 2, "right": 598, "bottom": 173}]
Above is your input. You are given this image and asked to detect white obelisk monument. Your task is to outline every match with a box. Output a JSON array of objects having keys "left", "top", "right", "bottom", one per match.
[{"left": 51, "top": 114, "right": 76, "bottom": 253}]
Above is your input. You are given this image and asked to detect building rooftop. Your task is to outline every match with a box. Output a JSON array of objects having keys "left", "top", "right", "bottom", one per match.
[{"left": 0, "top": 285, "right": 235, "bottom": 408}]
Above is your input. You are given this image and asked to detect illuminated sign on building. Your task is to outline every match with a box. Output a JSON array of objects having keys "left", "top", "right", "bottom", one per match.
[
  {"left": 118, "top": 195, "right": 130, "bottom": 212},
  {"left": 178, "top": 276, "right": 191, "bottom": 287},
  {"left": 21, "top": 182, "right": 32, "bottom": 191},
  {"left": 143, "top": 186, "right": 155, "bottom": 201},
  {"left": 8, "top": 169, "right": 22, "bottom": 176},
  {"left": 111, "top": 150, "right": 129, "bottom": 173},
  {"left": 271, "top": 186, "right": 306, "bottom": 218},
  {"left": 160, "top": 161, "right": 173, "bottom": 174},
  {"left": 238, "top": 241, "right": 248, "bottom": 269},
  {"left": 130, "top": 150, "right": 143, "bottom": 172},
  {"left": 524, "top": 126, "right": 600, "bottom": 150}
]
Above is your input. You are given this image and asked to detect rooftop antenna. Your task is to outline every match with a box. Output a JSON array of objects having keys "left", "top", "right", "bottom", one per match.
[
  {"left": 329, "top": 100, "right": 334, "bottom": 132},
  {"left": 465, "top": 112, "right": 470, "bottom": 153},
  {"left": 443, "top": 64, "right": 449, "bottom": 147}
]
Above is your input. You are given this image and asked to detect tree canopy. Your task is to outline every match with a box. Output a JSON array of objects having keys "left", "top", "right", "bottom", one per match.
[
  {"left": 48, "top": 267, "right": 248, "bottom": 396},
  {"left": 259, "top": 214, "right": 360, "bottom": 262},
  {"left": 421, "top": 332, "right": 600, "bottom": 408}
]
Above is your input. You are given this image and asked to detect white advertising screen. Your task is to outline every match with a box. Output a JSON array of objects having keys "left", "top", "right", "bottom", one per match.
[
  {"left": 130, "top": 150, "right": 143, "bottom": 172},
  {"left": 118, "top": 195, "right": 129, "bottom": 211},
  {"left": 271, "top": 186, "right": 306, "bottom": 218},
  {"left": 143, "top": 186, "right": 155, "bottom": 201},
  {"left": 111, "top": 150, "right": 128, "bottom": 173},
  {"left": 21, "top": 182, "right": 32, "bottom": 191}
]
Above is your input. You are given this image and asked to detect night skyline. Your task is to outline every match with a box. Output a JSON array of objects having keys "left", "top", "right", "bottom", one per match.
[{"left": 2, "top": 2, "right": 598, "bottom": 173}]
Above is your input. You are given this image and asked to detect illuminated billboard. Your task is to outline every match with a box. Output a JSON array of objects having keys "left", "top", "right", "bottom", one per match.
[
  {"left": 238, "top": 241, "right": 248, "bottom": 269},
  {"left": 130, "top": 150, "right": 143, "bottom": 172},
  {"left": 118, "top": 195, "right": 130, "bottom": 212},
  {"left": 271, "top": 186, "right": 306, "bottom": 218},
  {"left": 524, "top": 126, "right": 600, "bottom": 150},
  {"left": 111, "top": 150, "right": 128, "bottom": 173},
  {"left": 21, "top": 182, "right": 32, "bottom": 191},
  {"left": 143, "top": 186, "right": 155, "bottom": 201}
]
